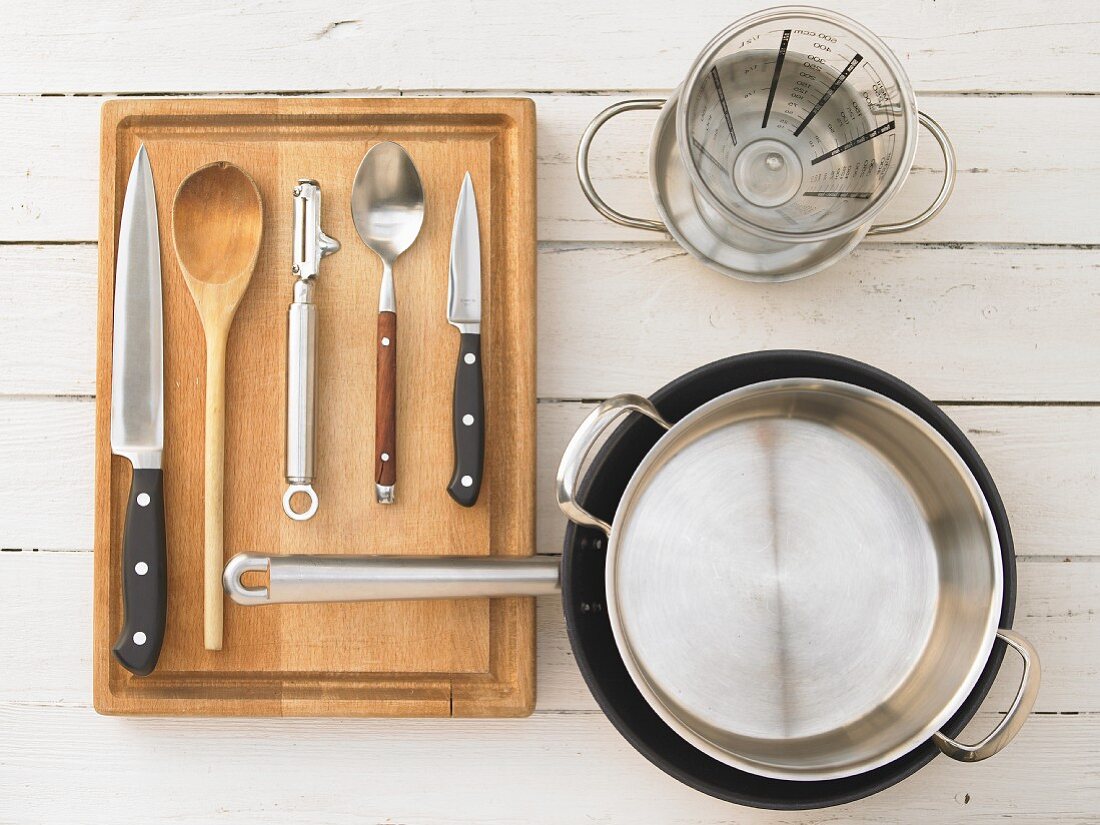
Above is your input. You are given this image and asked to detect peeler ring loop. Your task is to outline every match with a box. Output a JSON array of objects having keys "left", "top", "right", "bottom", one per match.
[{"left": 283, "top": 483, "right": 319, "bottom": 521}]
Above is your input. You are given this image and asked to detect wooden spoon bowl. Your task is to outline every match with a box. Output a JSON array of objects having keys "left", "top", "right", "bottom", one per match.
[
  {"left": 174, "top": 162, "right": 264, "bottom": 289},
  {"left": 172, "top": 161, "right": 263, "bottom": 651}
]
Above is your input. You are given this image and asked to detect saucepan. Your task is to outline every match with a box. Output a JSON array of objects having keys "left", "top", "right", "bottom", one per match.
[{"left": 224, "top": 351, "right": 1038, "bottom": 808}]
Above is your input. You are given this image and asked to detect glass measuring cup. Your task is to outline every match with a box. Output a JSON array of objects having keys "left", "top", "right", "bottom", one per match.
[{"left": 578, "top": 6, "right": 956, "bottom": 281}]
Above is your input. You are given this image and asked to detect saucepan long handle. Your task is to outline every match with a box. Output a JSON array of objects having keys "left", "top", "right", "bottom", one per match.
[{"left": 223, "top": 553, "right": 561, "bottom": 605}]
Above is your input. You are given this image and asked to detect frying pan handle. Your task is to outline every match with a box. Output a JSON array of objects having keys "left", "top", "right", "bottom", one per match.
[
  {"left": 933, "top": 628, "right": 1041, "bottom": 762},
  {"left": 868, "top": 111, "right": 957, "bottom": 236},
  {"left": 557, "top": 394, "right": 672, "bottom": 535},
  {"left": 577, "top": 99, "right": 668, "bottom": 232}
]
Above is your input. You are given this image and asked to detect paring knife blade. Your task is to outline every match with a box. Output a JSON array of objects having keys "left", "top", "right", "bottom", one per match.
[
  {"left": 446, "top": 172, "right": 484, "bottom": 506},
  {"left": 109, "top": 144, "right": 168, "bottom": 676}
]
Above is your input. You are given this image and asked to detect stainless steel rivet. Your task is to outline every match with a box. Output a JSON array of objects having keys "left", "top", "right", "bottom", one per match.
[
  {"left": 133, "top": 631, "right": 147, "bottom": 646},
  {"left": 462, "top": 414, "right": 474, "bottom": 426},
  {"left": 136, "top": 492, "right": 151, "bottom": 507},
  {"left": 135, "top": 562, "right": 149, "bottom": 576}
]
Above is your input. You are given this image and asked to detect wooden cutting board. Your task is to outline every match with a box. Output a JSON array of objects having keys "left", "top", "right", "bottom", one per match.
[{"left": 93, "top": 97, "right": 537, "bottom": 716}]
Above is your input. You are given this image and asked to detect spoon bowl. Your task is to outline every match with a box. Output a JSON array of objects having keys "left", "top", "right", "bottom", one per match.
[
  {"left": 172, "top": 161, "right": 263, "bottom": 650},
  {"left": 351, "top": 142, "right": 425, "bottom": 263}
]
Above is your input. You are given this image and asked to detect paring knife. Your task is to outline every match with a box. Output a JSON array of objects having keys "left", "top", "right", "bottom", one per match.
[
  {"left": 447, "top": 172, "right": 484, "bottom": 506},
  {"left": 109, "top": 145, "right": 167, "bottom": 676}
]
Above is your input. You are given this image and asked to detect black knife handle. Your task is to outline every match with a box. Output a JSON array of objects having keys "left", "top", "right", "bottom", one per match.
[
  {"left": 111, "top": 467, "right": 167, "bottom": 677},
  {"left": 448, "top": 332, "right": 484, "bottom": 507}
]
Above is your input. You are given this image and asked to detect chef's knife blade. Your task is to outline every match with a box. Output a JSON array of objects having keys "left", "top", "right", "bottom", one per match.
[
  {"left": 446, "top": 172, "right": 484, "bottom": 506},
  {"left": 109, "top": 144, "right": 167, "bottom": 676}
]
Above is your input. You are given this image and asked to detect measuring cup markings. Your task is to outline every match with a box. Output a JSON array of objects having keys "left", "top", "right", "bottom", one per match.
[
  {"left": 792, "top": 53, "right": 864, "bottom": 137},
  {"left": 690, "top": 44, "right": 898, "bottom": 213},
  {"left": 760, "top": 29, "right": 792, "bottom": 128},
  {"left": 811, "top": 119, "right": 896, "bottom": 165},
  {"left": 690, "top": 19, "right": 907, "bottom": 218},
  {"left": 709, "top": 65, "right": 739, "bottom": 145},
  {"left": 691, "top": 137, "right": 725, "bottom": 172},
  {"left": 575, "top": 8, "right": 956, "bottom": 277}
]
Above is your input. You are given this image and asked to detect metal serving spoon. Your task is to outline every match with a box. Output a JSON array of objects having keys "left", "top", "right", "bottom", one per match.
[{"left": 351, "top": 142, "right": 424, "bottom": 505}]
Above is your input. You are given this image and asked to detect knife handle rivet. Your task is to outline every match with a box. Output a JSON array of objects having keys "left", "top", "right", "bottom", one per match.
[
  {"left": 381, "top": 452, "right": 390, "bottom": 462},
  {"left": 462, "top": 414, "right": 475, "bottom": 426},
  {"left": 136, "top": 492, "right": 151, "bottom": 507},
  {"left": 461, "top": 475, "right": 474, "bottom": 488},
  {"left": 464, "top": 353, "right": 477, "bottom": 365},
  {"left": 381, "top": 336, "right": 391, "bottom": 346},
  {"left": 135, "top": 562, "right": 149, "bottom": 576},
  {"left": 133, "top": 631, "right": 147, "bottom": 646}
]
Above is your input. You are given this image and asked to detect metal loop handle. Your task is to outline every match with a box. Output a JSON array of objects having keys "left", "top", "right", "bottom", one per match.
[
  {"left": 933, "top": 628, "right": 1041, "bottom": 762},
  {"left": 556, "top": 394, "right": 671, "bottom": 535},
  {"left": 222, "top": 552, "right": 271, "bottom": 606},
  {"left": 577, "top": 99, "right": 668, "bottom": 232},
  {"left": 868, "top": 111, "right": 957, "bottom": 236}
]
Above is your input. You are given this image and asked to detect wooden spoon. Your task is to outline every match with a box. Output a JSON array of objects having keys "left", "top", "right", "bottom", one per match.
[{"left": 172, "top": 162, "right": 263, "bottom": 651}]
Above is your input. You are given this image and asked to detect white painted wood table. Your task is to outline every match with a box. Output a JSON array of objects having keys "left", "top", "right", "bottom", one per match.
[{"left": 2, "top": 1, "right": 1097, "bottom": 822}]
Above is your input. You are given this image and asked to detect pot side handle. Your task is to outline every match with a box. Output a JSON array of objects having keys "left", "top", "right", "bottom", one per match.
[
  {"left": 867, "top": 111, "right": 957, "bottom": 236},
  {"left": 577, "top": 99, "right": 668, "bottom": 233},
  {"left": 556, "top": 394, "right": 672, "bottom": 535},
  {"left": 933, "top": 628, "right": 1041, "bottom": 762}
]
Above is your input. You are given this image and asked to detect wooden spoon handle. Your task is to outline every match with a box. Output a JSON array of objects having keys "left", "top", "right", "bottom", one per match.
[
  {"left": 204, "top": 331, "right": 227, "bottom": 650},
  {"left": 375, "top": 310, "right": 397, "bottom": 503}
]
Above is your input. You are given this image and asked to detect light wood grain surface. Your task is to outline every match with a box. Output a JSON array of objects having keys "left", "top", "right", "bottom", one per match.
[
  {"left": 1, "top": 0, "right": 1097, "bottom": 822},
  {"left": 92, "top": 98, "right": 537, "bottom": 715}
]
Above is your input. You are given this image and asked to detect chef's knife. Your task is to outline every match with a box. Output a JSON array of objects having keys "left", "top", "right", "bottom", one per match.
[
  {"left": 447, "top": 172, "right": 484, "bottom": 507},
  {"left": 110, "top": 145, "right": 167, "bottom": 676}
]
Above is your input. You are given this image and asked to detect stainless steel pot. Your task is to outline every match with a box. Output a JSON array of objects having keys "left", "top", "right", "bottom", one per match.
[
  {"left": 555, "top": 379, "right": 1038, "bottom": 779},
  {"left": 224, "top": 373, "right": 1038, "bottom": 783}
]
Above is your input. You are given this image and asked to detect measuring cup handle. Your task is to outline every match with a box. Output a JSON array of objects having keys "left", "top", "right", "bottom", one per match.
[
  {"left": 577, "top": 99, "right": 668, "bottom": 233},
  {"left": 868, "top": 111, "right": 957, "bottom": 237}
]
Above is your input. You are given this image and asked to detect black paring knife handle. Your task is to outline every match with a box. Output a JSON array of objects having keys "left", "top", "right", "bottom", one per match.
[
  {"left": 111, "top": 467, "right": 167, "bottom": 676},
  {"left": 448, "top": 332, "right": 484, "bottom": 507}
]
